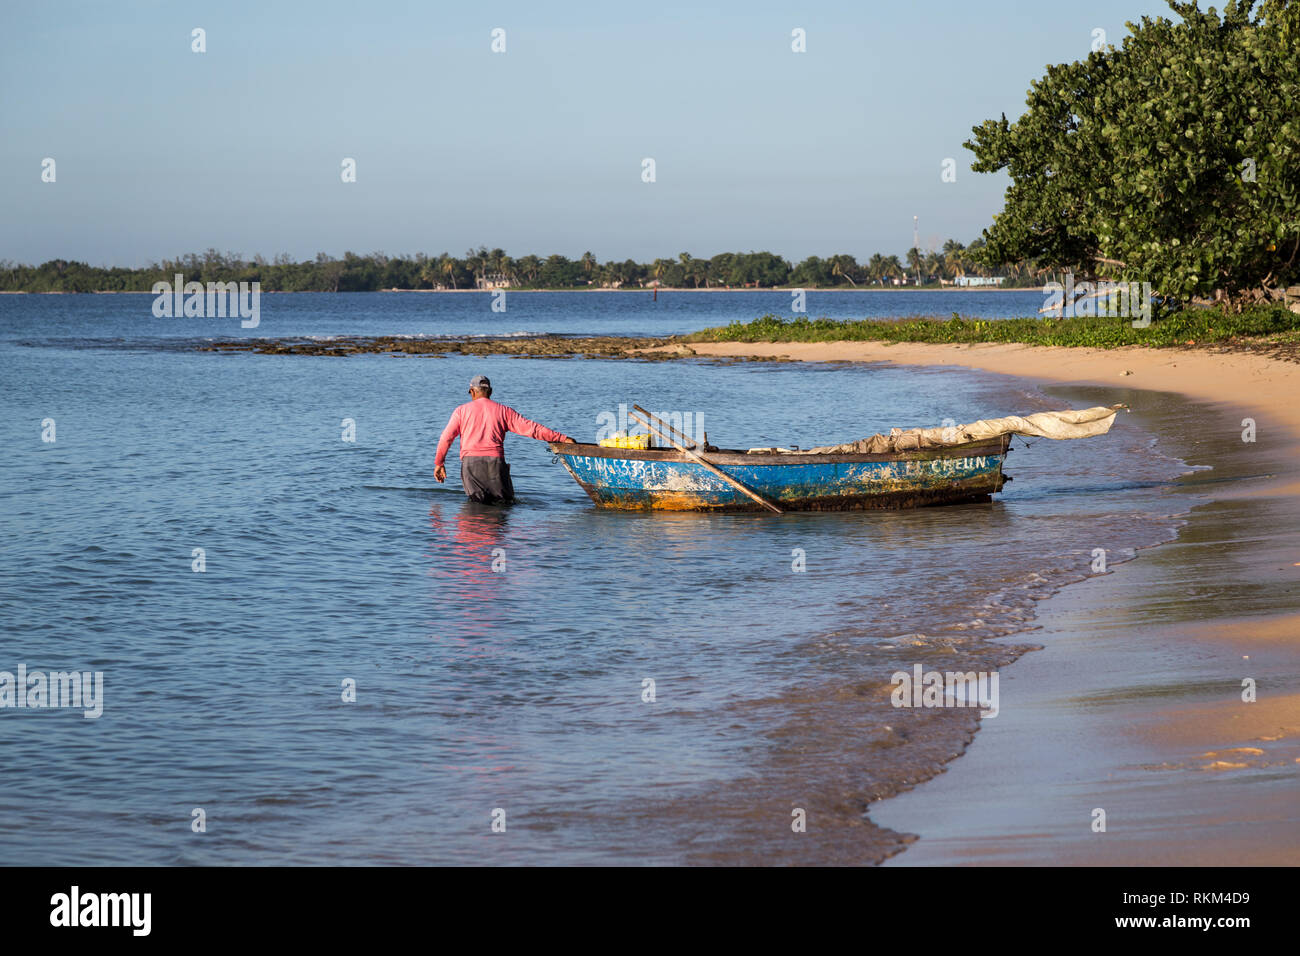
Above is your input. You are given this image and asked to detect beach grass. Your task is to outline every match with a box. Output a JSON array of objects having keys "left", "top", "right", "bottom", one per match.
[{"left": 685, "top": 305, "right": 1300, "bottom": 350}]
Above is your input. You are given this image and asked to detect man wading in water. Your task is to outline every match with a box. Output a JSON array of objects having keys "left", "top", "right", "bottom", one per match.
[{"left": 434, "top": 375, "right": 574, "bottom": 503}]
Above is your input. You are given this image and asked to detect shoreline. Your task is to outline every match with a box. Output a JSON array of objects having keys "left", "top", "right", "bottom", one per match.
[
  {"left": 194, "top": 332, "right": 1300, "bottom": 369},
  {"left": 658, "top": 339, "right": 1300, "bottom": 865},
  {"left": 877, "top": 416, "right": 1300, "bottom": 863}
]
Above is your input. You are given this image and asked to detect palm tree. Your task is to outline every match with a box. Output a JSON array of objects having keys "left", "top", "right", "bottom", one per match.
[
  {"left": 866, "top": 253, "right": 886, "bottom": 287},
  {"left": 830, "top": 255, "right": 858, "bottom": 287},
  {"left": 906, "top": 247, "right": 923, "bottom": 285},
  {"left": 883, "top": 255, "right": 904, "bottom": 285},
  {"left": 439, "top": 254, "right": 457, "bottom": 290},
  {"left": 943, "top": 239, "right": 966, "bottom": 278},
  {"left": 678, "top": 252, "right": 708, "bottom": 288},
  {"left": 601, "top": 260, "right": 620, "bottom": 288},
  {"left": 518, "top": 255, "right": 541, "bottom": 285},
  {"left": 418, "top": 260, "right": 439, "bottom": 289},
  {"left": 464, "top": 247, "right": 489, "bottom": 287},
  {"left": 923, "top": 251, "right": 944, "bottom": 284}
]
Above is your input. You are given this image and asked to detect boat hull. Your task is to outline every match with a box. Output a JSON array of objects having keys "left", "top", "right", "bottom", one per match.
[{"left": 548, "top": 436, "right": 1012, "bottom": 512}]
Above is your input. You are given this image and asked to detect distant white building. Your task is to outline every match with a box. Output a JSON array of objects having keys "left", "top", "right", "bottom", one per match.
[
  {"left": 954, "top": 275, "right": 1006, "bottom": 287},
  {"left": 475, "top": 273, "right": 512, "bottom": 290}
]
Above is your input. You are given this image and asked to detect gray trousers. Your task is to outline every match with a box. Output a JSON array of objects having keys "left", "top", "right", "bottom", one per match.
[{"left": 461, "top": 456, "right": 515, "bottom": 503}]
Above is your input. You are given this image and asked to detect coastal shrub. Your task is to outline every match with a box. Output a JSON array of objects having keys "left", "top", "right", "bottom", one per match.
[
  {"left": 966, "top": 0, "right": 1300, "bottom": 309},
  {"left": 687, "top": 306, "right": 1300, "bottom": 349}
]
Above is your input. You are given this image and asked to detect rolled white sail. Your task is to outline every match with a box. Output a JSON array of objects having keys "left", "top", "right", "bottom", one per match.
[{"left": 802, "top": 404, "right": 1127, "bottom": 455}]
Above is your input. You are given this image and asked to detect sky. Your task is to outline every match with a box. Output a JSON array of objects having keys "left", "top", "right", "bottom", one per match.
[{"left": 0, "top": 0, "right": 1176, "bottom": 267}]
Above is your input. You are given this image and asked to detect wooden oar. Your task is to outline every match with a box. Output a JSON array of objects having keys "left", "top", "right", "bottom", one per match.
[
  {"left": 632, "top": 404, "right": 699, "bottom": 449},
  {"left": 628, "top": 410, "right": 783, "bottom": 515}
]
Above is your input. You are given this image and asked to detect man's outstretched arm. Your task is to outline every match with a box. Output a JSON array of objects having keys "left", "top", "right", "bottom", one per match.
[{"left": 503, "top": 406, "right": 573, "bottom": 443}]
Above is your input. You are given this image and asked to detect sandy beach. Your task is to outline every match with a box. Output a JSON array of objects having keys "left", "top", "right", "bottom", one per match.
[{"left": 659, "top": 339, "right": 1300, "bottom": 865}]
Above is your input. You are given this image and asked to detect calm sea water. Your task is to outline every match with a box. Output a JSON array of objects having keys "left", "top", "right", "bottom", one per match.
[
  {"left": 1, "top": 288, "right": 1048, "bottom": 346},
  {"left": 0, "top": 292, "right": 1188, "bottom": 864}
]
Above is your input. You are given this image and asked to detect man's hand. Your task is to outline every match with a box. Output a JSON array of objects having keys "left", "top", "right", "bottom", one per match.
[
  {"left": 560, "top": 436, "right": 575, "bottom": 443},
  {"left": 434, "top": 464, "right": 446, "bottom": 483}
]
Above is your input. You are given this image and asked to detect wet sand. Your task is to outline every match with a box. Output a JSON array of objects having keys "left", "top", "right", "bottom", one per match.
[
  {"left": 664, "top": 340, "right": 1300, "bottom": 865},
  {"left": 877, "top": 487, "right": 1300, "bottom": 865}
]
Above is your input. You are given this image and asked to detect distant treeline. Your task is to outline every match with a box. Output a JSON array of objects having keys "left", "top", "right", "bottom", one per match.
[{"left": 0, "top": 242, "right": 1038, "bottom": 293}]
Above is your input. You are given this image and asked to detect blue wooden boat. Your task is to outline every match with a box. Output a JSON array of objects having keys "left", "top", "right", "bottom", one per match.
[{"left": 548, "top": 435, "right": 1012, "bottom": 512}]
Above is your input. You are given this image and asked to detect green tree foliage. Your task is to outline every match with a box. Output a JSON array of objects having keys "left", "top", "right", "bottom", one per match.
[
  {"left": 966, "top": 0, "right": 1300, "bottom": 307},
  {"left": 539, "top": 254, "right": 583, "bottom": 287},
  {"left": 790, "top": 255, "right": 833, "bottom": 287},
  {"left": 0, "top": 245, "right": 1030, "bottom": 292}
]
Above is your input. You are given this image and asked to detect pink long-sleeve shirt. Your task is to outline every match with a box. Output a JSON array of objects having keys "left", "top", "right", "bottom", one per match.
[{"left": 435, "top": 398, "right": 571, "bottom": 468}]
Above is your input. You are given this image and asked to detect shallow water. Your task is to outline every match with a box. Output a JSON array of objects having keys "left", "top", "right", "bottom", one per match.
[{"left": 0, "top": 293, "right": 1190, "bottom": 864}]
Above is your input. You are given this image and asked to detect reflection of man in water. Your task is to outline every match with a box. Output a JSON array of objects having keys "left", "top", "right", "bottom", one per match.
[
  {"left": 434, "top": 374, "right": 573, "bottom": 503},
  {"left": 426, "top": 501, "right": 512, "bottom": 645}
]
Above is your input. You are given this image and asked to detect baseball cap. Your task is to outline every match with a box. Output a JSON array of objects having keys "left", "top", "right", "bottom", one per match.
[{"left": 469, "top": 374, "right": 491, "bottom": 389}]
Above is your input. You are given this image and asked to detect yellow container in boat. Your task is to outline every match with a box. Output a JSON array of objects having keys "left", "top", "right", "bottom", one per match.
[{"left": 599, "top": 432, "right": 651, "bottom": 449}]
